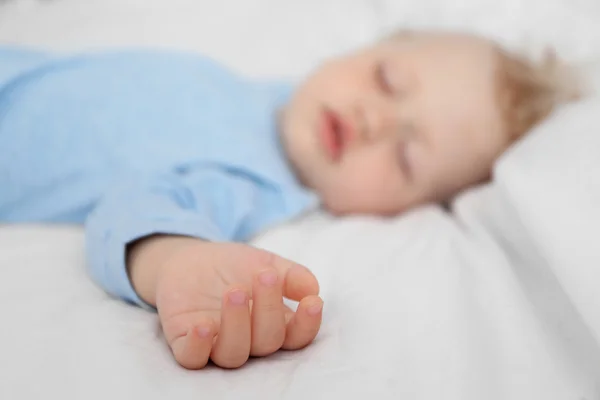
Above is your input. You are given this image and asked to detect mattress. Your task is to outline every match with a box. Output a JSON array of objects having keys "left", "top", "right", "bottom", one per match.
[{"left": 1, "top": 0, "right": 599, "bottom": 399}]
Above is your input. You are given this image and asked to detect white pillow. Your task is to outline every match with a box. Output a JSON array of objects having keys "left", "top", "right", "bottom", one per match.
[
  {"left": 494, "top": 94, "right": 600, "bottom": 341},
  {"left": 447, "top": 86, "right": 600, "bottom": 352}
]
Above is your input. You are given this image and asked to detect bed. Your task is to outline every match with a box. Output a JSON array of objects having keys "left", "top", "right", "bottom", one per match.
[{"left": 1, "top": 0, "right": 599, "bottom": 398}]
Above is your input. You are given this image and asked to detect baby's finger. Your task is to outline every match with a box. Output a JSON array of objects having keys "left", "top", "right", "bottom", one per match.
[
  {"left": 211, "top": 288, "right": 251, "bottom": 369},
  {"left": 282, "top": 263, "right": 320, "bottom": 302},
  {"left": 282, "top": 295, "right": 323, "bottom": 351},
  {"left": 264, "top": 253, "right": 319, "bottom": 301},
  {"left": 169, "top": 322, "right": 216, "bottom": 370},
  {"left": 250, "top": 268, "right": 285, "bottom": 357}
]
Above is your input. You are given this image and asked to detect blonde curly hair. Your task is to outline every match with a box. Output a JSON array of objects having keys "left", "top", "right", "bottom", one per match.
[
  {"left": 495, "top": 46, "right": 583, "bottom": 141},
  {"left": 385, "top": 29, "right": 583, "bottom": 144}
]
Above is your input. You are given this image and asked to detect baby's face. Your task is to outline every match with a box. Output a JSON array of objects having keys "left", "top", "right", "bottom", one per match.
[{"left": 280, "top": 32, "right": 510, "bottom": 215}]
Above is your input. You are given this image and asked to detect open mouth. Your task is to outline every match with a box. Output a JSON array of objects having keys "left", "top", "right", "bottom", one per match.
[{"left": 318, "top": 107, "right": 350, "bottom": 162}]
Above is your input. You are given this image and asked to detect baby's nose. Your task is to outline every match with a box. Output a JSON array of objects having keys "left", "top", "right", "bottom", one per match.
[{"left": 360, "top": 105, "right": 398, "bottom": 142}]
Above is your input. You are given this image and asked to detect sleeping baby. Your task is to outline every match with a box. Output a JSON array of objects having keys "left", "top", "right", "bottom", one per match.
[{"left": 0, "top": 30, "right": 579, "bottom": 369}]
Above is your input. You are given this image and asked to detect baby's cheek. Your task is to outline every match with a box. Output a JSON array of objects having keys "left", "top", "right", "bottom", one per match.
[{"left": 324, "top": 164, "right": 407, "bottom": 215}]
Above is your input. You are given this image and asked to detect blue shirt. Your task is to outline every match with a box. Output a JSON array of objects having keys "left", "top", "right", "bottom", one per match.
[{"left": 0, "top": 47, "right": 318, "bottom": 307}]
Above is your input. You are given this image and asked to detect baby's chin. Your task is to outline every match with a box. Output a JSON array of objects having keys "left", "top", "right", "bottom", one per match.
[{"left": 320, "top": 193, "right": 415, "bottom": 217}]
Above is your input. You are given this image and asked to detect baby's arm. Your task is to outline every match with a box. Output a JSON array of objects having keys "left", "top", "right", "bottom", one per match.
[{"left": 85, "top": 169, "right": 323, "bottom": 369}]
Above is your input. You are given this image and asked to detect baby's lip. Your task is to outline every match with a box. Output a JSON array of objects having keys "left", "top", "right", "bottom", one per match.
[{"left": 318, "top": 107, "right": 355, "bottom": 162}]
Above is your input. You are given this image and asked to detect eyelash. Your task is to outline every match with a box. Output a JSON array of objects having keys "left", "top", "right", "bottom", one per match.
[
  {"left": 397, "top": 141, "right": 413, "bottom": 179},
  {"left": 375, "top": 62, "right": 394, "bottom": 95},
  {"left": 398, "top": 124, "right": 417, "bottom": 178}
]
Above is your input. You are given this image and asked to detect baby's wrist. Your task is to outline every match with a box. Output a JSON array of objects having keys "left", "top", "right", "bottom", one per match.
[{"left": 127, "top": 235, "right": 202, "bottom": 306}]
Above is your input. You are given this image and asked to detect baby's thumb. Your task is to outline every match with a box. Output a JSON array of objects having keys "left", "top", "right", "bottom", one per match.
[
  {"left": 282, "top": 262, "right": 320, "bottom": 301},
  {"left": 265, "top": 252, "right": 319, "bottom": 300}
]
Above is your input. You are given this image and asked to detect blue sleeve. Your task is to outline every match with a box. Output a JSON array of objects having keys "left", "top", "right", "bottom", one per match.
[
  {"left": 84, "top": 167, "right": 281, "bottom": 308},
  {"left": 0, "top": 47, "right": 51, "bottom": 87}
]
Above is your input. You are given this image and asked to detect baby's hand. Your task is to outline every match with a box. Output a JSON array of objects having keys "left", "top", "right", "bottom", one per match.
[{"left": 128, "top": 237, "right": 323, "bottom": 369}]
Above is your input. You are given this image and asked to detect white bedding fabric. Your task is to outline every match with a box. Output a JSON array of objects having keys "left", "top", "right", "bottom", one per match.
[{"left": 1, "top": 1, "right": 600, "bottom": 399}]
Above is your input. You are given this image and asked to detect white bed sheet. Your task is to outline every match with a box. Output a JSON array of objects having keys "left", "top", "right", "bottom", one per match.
[{"left": 1, "top": 1, "right": 599, "bottom": 399}]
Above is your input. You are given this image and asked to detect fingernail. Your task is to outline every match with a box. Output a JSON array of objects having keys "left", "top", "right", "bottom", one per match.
[
  {"left": 196, "top": 326, "right": 211, "bottom": 338},
  {"left": 228, "top": 290, "right": 247, "bottom": 306},
  {"left": 307, "top": 303, "right": 323, "bottom": 316},
  {"left": 258, "top": 270, "right": 278, "bottom": 287}
]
